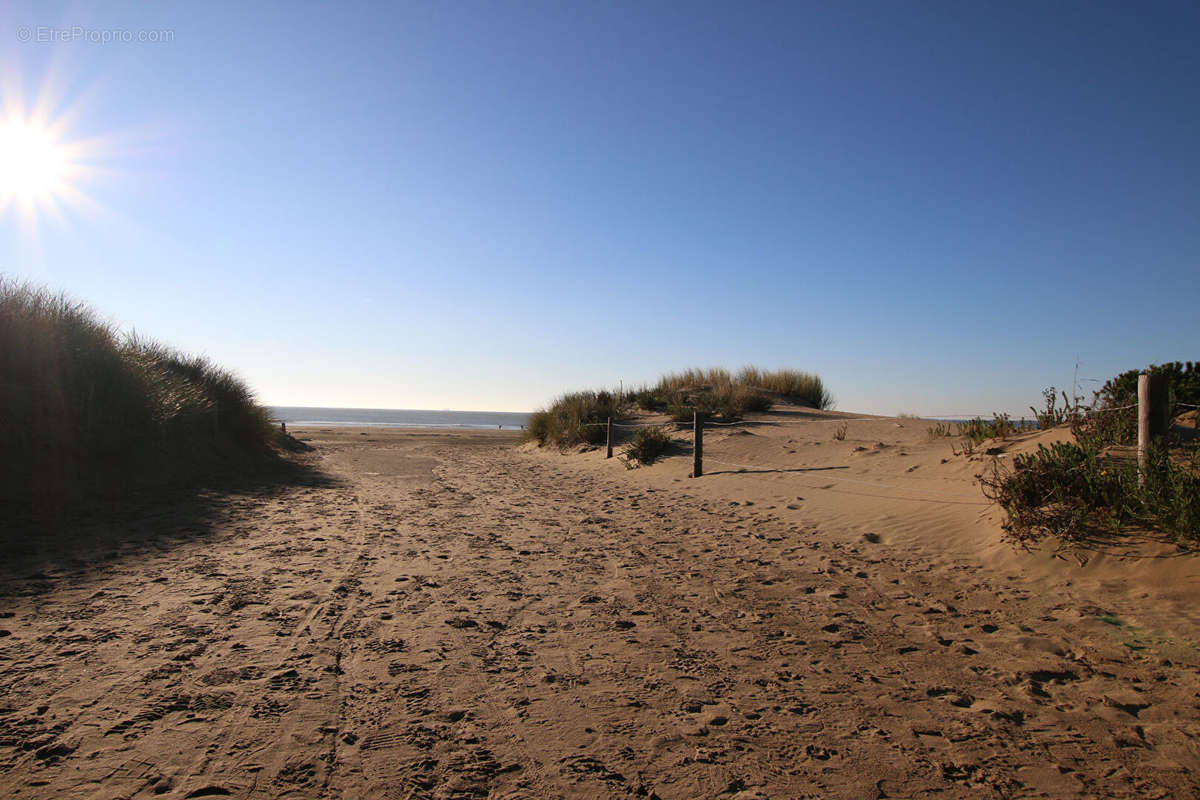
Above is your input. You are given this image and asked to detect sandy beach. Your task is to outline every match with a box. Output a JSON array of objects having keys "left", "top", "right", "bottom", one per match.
[{"left": 2, "top": 415, "right": 1199, "bottom": 799}]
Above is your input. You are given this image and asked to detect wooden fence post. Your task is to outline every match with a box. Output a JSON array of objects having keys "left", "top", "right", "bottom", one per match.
[
  {"left": 606, "top": 417, "right": 613, "bottom": 459},
  {"left": 692, "top": 410, "right": 703, "bottom": 478},
  {"left": 1137, "top": 371, "right": 1169, "bottom": 487}
]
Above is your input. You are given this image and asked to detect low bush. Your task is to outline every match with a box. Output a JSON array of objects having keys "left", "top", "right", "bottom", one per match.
[
  {"left": 1097, "top": 362, "right": 1200, "bottom": 412},
  {"left": 622, "top": 426, "right": 672, "bottom": 466},
  {"left": 981, "top": 441, "right": 1200, "bottom": 544},
  {"left": 1140, "top": 449, "right": 1200, "bottom": 537},
  {"left": 981, "top": 366, "right": 1200, "bottom": 544},
  {"left": 1072, "top": 364, "right": 1200, "bottom": 447}
]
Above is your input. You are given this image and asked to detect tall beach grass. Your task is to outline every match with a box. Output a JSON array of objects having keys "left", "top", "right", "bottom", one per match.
[
  {"left": 1, "top": 278, "right": 279, "bottom": 508},
  {"left": 527, "top": 365, "right": 832, "bottom": 448}
]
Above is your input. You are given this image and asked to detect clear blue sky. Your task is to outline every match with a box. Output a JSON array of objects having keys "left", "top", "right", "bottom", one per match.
[{"left": 3, "top": 1, "right": 1198, "bottom": 414}]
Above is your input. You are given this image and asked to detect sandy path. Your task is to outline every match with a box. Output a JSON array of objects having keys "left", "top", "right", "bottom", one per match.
[{"left": 2, "top": 428, "right": 1198, "bottom": 799}]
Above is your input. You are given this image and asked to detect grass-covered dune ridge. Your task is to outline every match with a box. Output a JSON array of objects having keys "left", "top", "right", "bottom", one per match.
[
  {"left": 633, "top": 366, "right": 832, "bottom": 415},
  {"left": 1, "top": 278, "right": 279, "bottom": 505},
  {"left": 526, "top": 366, "right": 832, "bottom": 448}
]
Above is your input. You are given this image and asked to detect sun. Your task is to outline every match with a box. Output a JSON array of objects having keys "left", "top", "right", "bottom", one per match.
[
  {"left": 0, "top": 70, "right": 114, "bottom": 241},
  {"left": 0, "top": 116, "right": 73, "bottom": 211}
]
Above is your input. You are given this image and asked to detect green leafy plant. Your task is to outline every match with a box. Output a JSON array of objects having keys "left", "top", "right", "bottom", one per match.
[
  {"left": 980, "top": 441, "right": 1200, "bottom": 544},
  {"left": 1030, "top": 387, "right": 1074, "bottom": 429}
]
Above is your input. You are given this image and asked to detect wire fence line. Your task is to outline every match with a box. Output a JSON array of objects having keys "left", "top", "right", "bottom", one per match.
[
  {"left": 582, "top": 399, "right": 1191, "bottom": 429},
  {"left": 701, "top": 452, "right": 993, "bottom": 506},
  {"left": 584, "top": 397, "right": 1180, "bottom": 436},
  {"left": 586, "top": 395, "right": 1194, "bottom": 507},
  {"left": 583, "top": 419, "right": 757, "bottom": 429},
  {"left": 571, "top": 383, "right": 1195, "bottom": 508},
  {"left": 590, "top": 407, "right": 1148, "bottom": 429},
  {"left": 587, "top": 414, "right": 999, "bottom": 506}
]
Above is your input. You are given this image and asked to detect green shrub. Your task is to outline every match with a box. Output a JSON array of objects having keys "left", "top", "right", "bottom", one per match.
[
  {"left": 1097, "top": 362, "right": 1200, "bottom": 411},
  {"left": 1140, "top": 448, "right": 1200, "bottom": 537},
  {"left": 980, "top": 441, "right": 1200, "bottom": 544},
  {"left": 1076, "top": 363, "right": 1200, "bottom": 447},
  {"left": 622, "top": 426, "right": 672, "bottom": 466}
]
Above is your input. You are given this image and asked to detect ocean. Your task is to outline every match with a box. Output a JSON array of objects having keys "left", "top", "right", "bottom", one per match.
[{"left": 268, "top": 406, "right": 530, "bottom": 430}]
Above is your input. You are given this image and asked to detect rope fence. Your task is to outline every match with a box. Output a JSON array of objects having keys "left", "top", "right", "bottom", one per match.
[{"left": 590, "top": 405, "right": 1154, "bottom": 432}]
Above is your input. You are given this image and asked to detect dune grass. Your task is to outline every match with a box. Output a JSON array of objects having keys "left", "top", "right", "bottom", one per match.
[
  {"left": 527, "top": 365, "right": 832, "bottom": 448},
  {"left": 1, "top": 278, "right": 280, "bottom": 509},
  {"left": 642, "top": 366, "right": 831, "bottom": 409},
  {"left": 650, "top": 366, "right": 830, "bottom": 421},
  {"left": 733, "top": 366, "right": 833, "bottom": 409},
  {"left": 525, "top": 390, "right": 620, "bottom": 448}
]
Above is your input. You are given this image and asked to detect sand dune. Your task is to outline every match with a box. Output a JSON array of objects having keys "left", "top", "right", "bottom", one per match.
[{"left": 1, "top": 416, "right": 1198, "bottom": 798}]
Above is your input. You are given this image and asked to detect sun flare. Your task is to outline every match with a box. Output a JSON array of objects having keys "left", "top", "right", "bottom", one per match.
[{"left": 0, "top": 118, "right": 69, "bottom": 202}]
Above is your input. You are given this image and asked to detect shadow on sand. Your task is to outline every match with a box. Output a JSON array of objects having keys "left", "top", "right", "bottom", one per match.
[
  {"left": 706, "top": 465, "right": 850, "bottom": 476},
  {"left": 0, "top": 453, "right": 342, "bottom": 595},
  {"left": 1046, "top": 526, "right": 1198, "bottom": 562}
]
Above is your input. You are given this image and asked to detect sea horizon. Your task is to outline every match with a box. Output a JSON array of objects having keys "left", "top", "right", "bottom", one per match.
[{"left": 268, "top": 405, "right": 530, "bottom": 430}]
